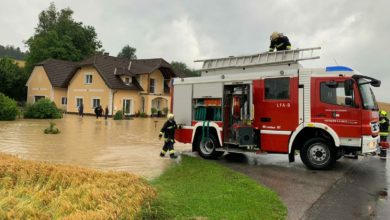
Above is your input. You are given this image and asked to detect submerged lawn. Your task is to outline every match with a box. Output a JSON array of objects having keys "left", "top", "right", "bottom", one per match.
[
  {"left": 0, "top": 153, "right": 155, "bottom": 219},
  {"left": 144, "top": 155, "right": 286, "bottom": 220}
]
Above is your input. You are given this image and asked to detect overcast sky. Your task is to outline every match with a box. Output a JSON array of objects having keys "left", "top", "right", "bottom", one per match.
[{"left": 1, "top": 0, "right": 389, "bottom": 102}]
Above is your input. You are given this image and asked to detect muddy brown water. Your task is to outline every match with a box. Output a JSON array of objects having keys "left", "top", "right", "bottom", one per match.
[{"left": 0, "top": 115, "right": 191, "bottom": 179}]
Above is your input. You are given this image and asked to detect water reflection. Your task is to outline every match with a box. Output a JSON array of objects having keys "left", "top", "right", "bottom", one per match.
[{"left": 0, "top": 115, "right": 191, "bottom": 179}]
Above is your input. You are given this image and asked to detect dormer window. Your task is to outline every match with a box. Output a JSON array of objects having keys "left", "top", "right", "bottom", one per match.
[{"left": 124, "top": 77, "right": 130, "bottom": 85}]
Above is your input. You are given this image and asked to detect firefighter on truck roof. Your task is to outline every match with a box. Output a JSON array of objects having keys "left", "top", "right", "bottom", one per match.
[
  {"left": 379, "top": 110, "right": 389, "bottom": 159},
  {"left": 269, "top": 32, "right": 292, "bottom": 52},
  {"left": 159, "top": 113, "right": 178, "bottom": 159}
]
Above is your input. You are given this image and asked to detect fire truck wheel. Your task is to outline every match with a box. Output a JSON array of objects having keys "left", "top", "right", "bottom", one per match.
[
  {"left": 197, "top": 133, "right": 224, "bottom": 159},
  {"left": 335, "top": 148, "right": 343, "bottom": 160},
  {"left": 300, "top": 138, "right": 336, "bottom": 170}
]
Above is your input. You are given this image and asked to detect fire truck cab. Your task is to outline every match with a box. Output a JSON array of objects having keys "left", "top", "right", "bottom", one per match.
[{"left": 172, "top": 47, "right": 381, "bottom": 170}]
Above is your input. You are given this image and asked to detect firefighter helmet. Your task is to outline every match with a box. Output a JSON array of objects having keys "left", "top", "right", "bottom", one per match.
[
  {"left": 270, "top": 32, "right": 279, "bottom": 41},
  {"left": 167, "top": 113, "right": 174, "bottom": 119},
  {"left": 380, "top": 110, "right": 387, "bottom": 117}
]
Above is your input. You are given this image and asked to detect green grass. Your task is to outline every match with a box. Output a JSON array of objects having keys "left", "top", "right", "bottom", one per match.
[{"left": 143, "top": 155, "right": 286, "bottom": 220}]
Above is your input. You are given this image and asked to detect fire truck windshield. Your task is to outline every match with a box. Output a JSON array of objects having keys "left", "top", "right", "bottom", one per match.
[{"left": 358, "top": 79, "right": 378, "bottom": 110}]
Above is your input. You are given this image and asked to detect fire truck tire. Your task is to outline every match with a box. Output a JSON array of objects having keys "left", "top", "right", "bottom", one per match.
[
  {"left": 197, "top": 133, "right": 224, "bottom": 159},
  {"left": 335, "top": 148, "right": 343, "bottom": 160},
  {"left": 300, "top": 138, "right": 336, "bottom": 170}
]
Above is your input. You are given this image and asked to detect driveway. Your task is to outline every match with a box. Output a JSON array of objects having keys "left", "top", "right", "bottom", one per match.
[{"left": 218, "top": 153, "right": 389, "bottom": 220}]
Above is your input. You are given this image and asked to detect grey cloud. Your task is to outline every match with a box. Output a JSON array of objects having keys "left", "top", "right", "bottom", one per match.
[{"left": 0, "top": 0, "right": 389, "bottom": 101}]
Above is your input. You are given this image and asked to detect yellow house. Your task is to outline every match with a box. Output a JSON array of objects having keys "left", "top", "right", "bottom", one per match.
[
  {"left": 27, "top": 54, "right": 177, "bottom": 116},
  {"left": 26, "top": 59, "right": 77, "bottom": 110}
]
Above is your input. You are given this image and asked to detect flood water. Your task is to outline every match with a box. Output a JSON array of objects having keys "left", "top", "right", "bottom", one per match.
[{"left": 0, "top": 115, "right": 191, "bottom": 179}]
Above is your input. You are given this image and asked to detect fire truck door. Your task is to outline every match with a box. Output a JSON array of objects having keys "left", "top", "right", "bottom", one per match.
[
  {"left": 254, "top": 77, "right": 299, "bottom": 153},
  {"left": 312, "top": 79, "right": 362, "bottom": 143}
]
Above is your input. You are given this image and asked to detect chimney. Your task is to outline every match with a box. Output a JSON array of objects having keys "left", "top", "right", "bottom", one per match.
[{"left": 103, "top": 52, "right": 109, "bottom": 56}]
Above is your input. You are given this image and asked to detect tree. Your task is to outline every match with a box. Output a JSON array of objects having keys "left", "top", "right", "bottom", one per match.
[
  {"left": 171, "top": 61, "right": 200, "bottom": 77},
  {"left": 25, "top": 3, "right": 102, "bottom": 72},
  {"left": 117, "top": 45, "right": 137, "bottom": 59},
  {"left": 0, "top": 57, "right": 28, "bottom": 101},
  {"left": 0, "top": 45, "right": 26, "bottom": 60}
]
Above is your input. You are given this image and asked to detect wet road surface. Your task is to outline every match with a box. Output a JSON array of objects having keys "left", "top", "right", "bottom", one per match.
[
  {"left": 302, "top": 155, "right": 389, "bottom": 220},
  {"left": 218, "top": 152, "right": 389, "bottom": 220},
  {"left": 0, "top": 115, "right": 191, "bottom": 179}
]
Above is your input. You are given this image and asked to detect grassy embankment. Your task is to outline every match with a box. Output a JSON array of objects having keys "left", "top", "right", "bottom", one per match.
[
  {"left": 0, "top": 153, "right": 286, "bottom": 219},
  {"left": 0, "top": 153, "right": 155, "bottom": 219},
  {"left": 143, "top": 155, "right": 287, "bottom": 220}
]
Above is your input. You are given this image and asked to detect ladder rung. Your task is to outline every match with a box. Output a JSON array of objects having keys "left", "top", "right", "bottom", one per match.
[{"left": 195, "top": 47, "right": 321, "bottom": 71}]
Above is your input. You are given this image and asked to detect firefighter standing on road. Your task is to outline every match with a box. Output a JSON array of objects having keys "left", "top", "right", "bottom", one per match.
[
  {"left": 379, "top": 110, "right": 389, "bottom": 159},
  {"left": 269, "top": 32, "right": 292, "bottom": 52},
  {"left": 159, "top": 113, "right": 178, "bottom": 159}
]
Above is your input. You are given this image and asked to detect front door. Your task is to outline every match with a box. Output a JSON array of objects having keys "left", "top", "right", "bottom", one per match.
[{"left": 123, "top": 99, "right": 131, "bottom": 115}]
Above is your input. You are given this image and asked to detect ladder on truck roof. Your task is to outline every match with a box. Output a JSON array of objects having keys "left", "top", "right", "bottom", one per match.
[{"left": 195, "top": 47, "right": 321, "bottom": 71}]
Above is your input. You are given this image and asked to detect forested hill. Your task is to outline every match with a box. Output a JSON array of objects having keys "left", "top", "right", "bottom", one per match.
[{"left": 0, "top": 45, "right": 26, "bottom": 60}]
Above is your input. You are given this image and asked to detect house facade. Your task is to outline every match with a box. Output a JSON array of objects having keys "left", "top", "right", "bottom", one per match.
[
  {"left": 26, "top": 54, "right": 176, "bottom": 116},
  {"left": 26, "top": 59, "right": 77, "bottom": 110}
]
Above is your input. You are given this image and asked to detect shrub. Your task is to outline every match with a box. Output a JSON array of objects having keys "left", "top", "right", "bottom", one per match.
[
  {"left": 113, "top": 110, "right": 124, "bottom": 120},
  {"left": 163, "top": 107, "right": 169, "bottom": 115},
  {"left": 151, "top": 108, "right": 157, "bottom": 116},
  {"left": 24, "top": 98, "right": 62, "bottom": 119},
  {"left": 44, "top": 122, "right": 60, "bottom": 134},
  {"left": 0, "top": 93, "right": 19, "bottom": 121},
  {"left": 140, "top": 112, "right": 147, "bottom": 118}
]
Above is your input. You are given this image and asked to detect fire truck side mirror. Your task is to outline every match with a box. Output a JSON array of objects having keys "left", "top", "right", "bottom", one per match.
[
  {"left": 345, "top": 97, "right": 354, "bottom": 107},
  {"left": 344, "top": 79, "right": 354, "bottom": 97}
]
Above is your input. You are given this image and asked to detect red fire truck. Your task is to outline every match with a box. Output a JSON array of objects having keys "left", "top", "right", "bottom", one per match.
[{"left": 172, "top": 47, "right": 381, "bottom": 169}]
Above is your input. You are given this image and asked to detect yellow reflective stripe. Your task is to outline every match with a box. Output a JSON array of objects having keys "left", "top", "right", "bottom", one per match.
[
  {"left": 269, "top": 48, "right": 274, "bottom": 52},
  {"left": 167, "top": 126, "right": 173, "bottom": 129},
  {"left": 380, "top": 132, "right": 389, "bottom": 136},
  {"left": 276, "top": 43, "right": 284, "bottom": 48},
  {"left": 169, "top": 150, "right": 175, "bottom": 154},
  {"left": 161, "top": 150, "right": 166, "bottom": 153},
  {"left": 286, "top": 45, "right": 292, "bottom": 50},
  {"left": 159, "top": 132, "right": 164, "bottom": 135}
]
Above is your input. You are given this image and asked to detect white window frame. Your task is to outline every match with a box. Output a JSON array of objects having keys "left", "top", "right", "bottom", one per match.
[
  {"left": 122, "top": 98, "right": 133, "bottom": 115},
  {"left": 34, "top": 95, "right": 45, "bottom": 103},
  {"left": 124, "top": 77, "right": 131, "bottom": 85},
  {"left": 85, "top": 74, "right": 93, "bottom": 84},
  {"left": 76, "top": 97, "right": 83, "bottom": 108},
  {"left": 61, "top": 97, "right": 67, "bottom": 105},
  {"left": 91, "top": 97, "right": 101, "bottom": 109},
  {"left": 150, "top": 78, "right": 156, "bottom": 93}
]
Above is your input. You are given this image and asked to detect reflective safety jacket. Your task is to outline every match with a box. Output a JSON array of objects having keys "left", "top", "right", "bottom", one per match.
[
  {"left": 160, "top": 119, "right": 177, "bottom": 140},
  {"left": 269, "top": 35, "right": 292, "bottom": 52},
  {"left": 379, "top": 116, "right": 389, "bottom": 136}
]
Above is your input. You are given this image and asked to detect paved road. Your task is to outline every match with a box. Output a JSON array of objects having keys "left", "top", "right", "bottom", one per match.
[
  {"left": 302, "top": 155, "right": 389, "bottom": 220},
  {"left": 218, "top": 153, "right": 389, "bottom": 220}
]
